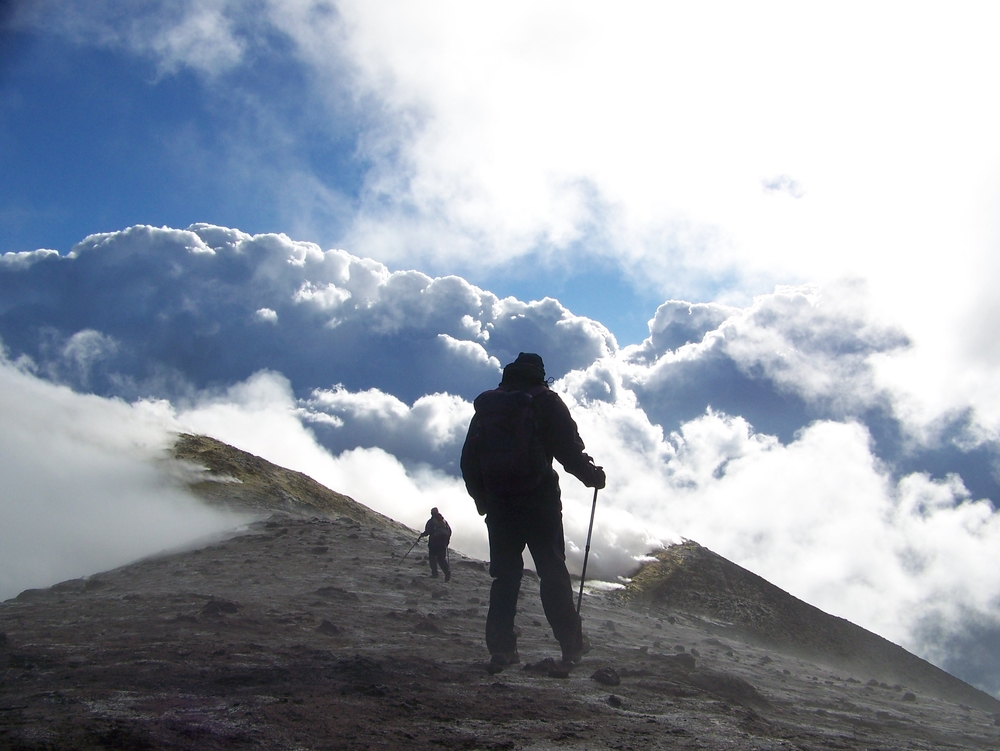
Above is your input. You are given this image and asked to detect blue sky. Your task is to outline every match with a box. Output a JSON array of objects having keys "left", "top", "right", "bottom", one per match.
[
  {"left": 5, "top": 1, "right": 1000, "bottom": 697},
  {"left": 1, "top": 8, "right": 663, "bottom": 341},
  {"left": 0, "top": 19, "right": 358, "bottom": 265},
  {"left": 6, "top": 3, "right": 998, "bottom": 351}
]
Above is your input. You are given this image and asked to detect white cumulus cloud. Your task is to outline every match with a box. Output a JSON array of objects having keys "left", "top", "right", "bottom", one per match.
[{"left": 4, "top": 222, "right": 1000, "bottom": 694}]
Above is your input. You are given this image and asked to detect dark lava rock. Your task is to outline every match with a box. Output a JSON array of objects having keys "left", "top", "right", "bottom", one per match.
[
  {"left": 689, "top": 671, "right": 769, "bottom": 708},
  {"left": 316, "top": 620, "right": 341, "bottom": 636},
  {"left": 316, "top": 586, "right": 360, "bottom": 601},
  {"left": 201, "top": 599, "right": 239, "bottom": 616},
  {"left": 591, "top": 667, "right": 621, "bottom": 686}
]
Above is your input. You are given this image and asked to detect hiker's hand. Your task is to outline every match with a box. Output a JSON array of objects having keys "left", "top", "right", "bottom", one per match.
[{"left": 592, "top": 466, "right": 606, "bottom": 490}]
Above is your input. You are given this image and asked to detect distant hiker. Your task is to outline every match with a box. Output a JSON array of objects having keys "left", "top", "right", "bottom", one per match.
[
  {"left": 461, "top": 352, "right": 606, "bottom": 667},
  {"left": 419, "top": 507, "right": 452, "bottom": 582}
]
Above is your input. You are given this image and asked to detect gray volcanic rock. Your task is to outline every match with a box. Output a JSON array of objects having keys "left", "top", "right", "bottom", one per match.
[
  {"left": 626, "top": 541, "right": 1000, "bottom": 713},
  {"left": 1, "top": 435, "right": 998, "bottom": 749},
  {"left": 173, "top": 432, "right": 410, "bottom": 533}
]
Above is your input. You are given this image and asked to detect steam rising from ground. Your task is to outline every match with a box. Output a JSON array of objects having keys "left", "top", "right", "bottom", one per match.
[
  {"left": 6, "top": 351, "right": 1000, "bottom": 695},
  {"left": 4, "top": 224, "right": 1000, "bottom": 694},
  {"left": 178, "top": 373, "right": 1000, "bottom": 700},
  {"left": 0, "top": 358, "right": 250, "bottom": 601},
  {"left": 6, "top": 1, "right": 1000, "bottom": 698},
  {"left": 169, "top": 367, "right": 1000, "bottom": 688}
]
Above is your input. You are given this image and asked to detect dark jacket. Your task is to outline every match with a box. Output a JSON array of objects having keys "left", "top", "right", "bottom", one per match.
[
  {"left": 461, "top": 379, "right": 602, "bottom": 513},
  {"left": 423, "top": 515, "right": 452, "bottom": 549}
]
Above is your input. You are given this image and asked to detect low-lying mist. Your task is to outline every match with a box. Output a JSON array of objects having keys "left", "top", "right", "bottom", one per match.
[
  {"left": 0, "top": 360, "right": 251, "bottom": 601},
  {"left": 6, "top": 355, "right": 1000, "bottom": 699}
]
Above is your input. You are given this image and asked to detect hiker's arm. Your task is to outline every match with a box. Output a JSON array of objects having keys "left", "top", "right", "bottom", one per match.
[
  {"left": 460, "top": 415, "right": 490, "bottom": 514},
  {"left": 542, "top": 393, "right": 606, "bottom": 488}
]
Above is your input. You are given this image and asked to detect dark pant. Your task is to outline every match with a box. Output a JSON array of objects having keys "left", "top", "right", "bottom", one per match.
[
  {"left": 485, "top": 503, "right": 581, "bottom": 654},
  {"left": 428, "top": 545, "right": 450, "bottom": 580}
]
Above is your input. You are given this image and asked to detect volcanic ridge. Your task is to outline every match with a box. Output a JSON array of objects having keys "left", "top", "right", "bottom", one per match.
[{"left": 1, "top": 434, "right": 998, "bottom": 749}]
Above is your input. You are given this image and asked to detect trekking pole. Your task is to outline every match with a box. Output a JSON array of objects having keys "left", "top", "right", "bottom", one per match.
[
  {"left": 576, "top": 487, "right": 599, "bottom": 615},
  {"left": 399, "top": 534, "right": 422, "bottom": 565}
]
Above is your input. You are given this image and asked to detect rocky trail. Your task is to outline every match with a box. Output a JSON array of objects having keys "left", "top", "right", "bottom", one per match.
[{"left": 1, "top": 436, "right": 999, "bottom": 749}]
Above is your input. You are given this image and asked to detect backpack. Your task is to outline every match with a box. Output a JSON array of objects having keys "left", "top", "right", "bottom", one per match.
[
  {"left": 428, "top": 517, "right": 451, "bottom": 546},
  {"left": 471, "top": 386, "right": 549, "bottom": 496}
]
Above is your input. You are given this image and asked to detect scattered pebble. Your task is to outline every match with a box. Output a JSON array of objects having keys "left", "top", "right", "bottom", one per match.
[
  {"left": 591, "top": 667, "right": 621, "bottom": 686},
  {"left": 316, "top": 620, "right": 341, "bottom": 636}
]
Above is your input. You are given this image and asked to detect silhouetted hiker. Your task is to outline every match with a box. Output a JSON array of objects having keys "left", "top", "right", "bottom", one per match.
[
  {"left": 461, "top": 352, "right": 606, "bottom": 667},
  {"left": 419, "top": 507, "right": 452, "bottom": 581}
]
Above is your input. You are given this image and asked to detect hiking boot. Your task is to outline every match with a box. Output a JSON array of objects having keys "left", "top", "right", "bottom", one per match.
[
  {"left": 444, "top": 572, "right": 451, "bottom": 582},
  {"left": 561, "top": 633, "right": 592, "bottom": 665},
  {"left": 490, "top": 650, "right": 520, "bottom": 667}
]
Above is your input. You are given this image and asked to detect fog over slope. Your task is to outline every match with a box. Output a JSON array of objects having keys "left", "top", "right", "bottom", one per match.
[
  {"left": 4, "top": 224, "right": 1000, "bottom": 697},
  {"left": 0, "top": 360, "right": 250, "bottom": 600}
]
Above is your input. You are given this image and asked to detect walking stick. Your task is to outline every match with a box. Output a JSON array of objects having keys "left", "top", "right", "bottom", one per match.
[
  {"left": 399, "top": 534, "right": 422, "bottom": 565},
  {"left": 576, "top": 487, "right": 599, "bottom": 615}
]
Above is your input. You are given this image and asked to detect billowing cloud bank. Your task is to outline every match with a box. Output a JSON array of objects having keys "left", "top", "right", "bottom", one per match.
[
  {"left": 19, "top": 3, "right": 1000, "bottom": 286},
  {"left": 4, "top": 224, "right": 1000, "bottom": 696}
]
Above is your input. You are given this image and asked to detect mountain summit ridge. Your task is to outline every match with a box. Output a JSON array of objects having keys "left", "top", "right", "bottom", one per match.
[
  {"left": 0, "top": 434, "right": 997, "bottom": 749},
  {"left": 627, "top": 541, "right": 999, "bottom": 713}
]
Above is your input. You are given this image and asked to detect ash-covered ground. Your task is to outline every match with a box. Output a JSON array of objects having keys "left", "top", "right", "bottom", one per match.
[{"left": 1, "top": 435, "right": 998, "bottom": 750}]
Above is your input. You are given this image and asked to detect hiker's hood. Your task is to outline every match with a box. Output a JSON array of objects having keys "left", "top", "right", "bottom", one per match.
[{"left": 501, "top": 352, "right": 546, "bottom": 386}]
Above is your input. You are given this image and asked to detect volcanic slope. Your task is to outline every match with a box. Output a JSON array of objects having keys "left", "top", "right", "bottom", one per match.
[{"left": 0, "top": 435, "right": 998, "bottom": 750}]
